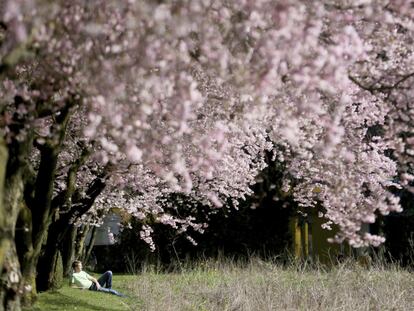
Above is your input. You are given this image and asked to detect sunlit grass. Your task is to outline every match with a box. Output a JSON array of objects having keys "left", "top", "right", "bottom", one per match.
[
  {"left": 23, "top": 275, "right": 134, "bottom": 311},
  {"left": 26, "top": 259, "right": 414, "bottom": 311}
]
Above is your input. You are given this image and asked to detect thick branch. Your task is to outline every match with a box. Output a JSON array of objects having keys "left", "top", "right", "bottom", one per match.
[
  {"left": 51, "top": 146, "right": 91, "bottom": 215},
  {"left": 30, "top": 104, "right": 72, "bottom": 256}
]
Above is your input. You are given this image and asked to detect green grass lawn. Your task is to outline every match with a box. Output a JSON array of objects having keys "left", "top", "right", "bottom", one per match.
[
  {"left": 23, "top": 275, "right": 136, "bottom": 311},
  {"left": 24, "top": 261, "right": 414, "bottom": 311}
]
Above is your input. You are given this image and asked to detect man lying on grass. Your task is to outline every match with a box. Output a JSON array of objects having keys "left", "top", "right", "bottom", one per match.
[{"left": 70, "top": 260, "right": 125, "bottom": 297}]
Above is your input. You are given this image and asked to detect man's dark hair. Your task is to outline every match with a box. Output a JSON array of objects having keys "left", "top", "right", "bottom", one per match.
[{"left": 72, "top": 260, "right": 82, "bottom": 269}]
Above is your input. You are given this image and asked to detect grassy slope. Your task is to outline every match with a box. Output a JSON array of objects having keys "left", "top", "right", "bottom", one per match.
[
  {"left": 25, "top": 261, "right": 414, "bottom": 311},
  {"left": 23, "top": 275, "right": 136, "bottom": 311}
]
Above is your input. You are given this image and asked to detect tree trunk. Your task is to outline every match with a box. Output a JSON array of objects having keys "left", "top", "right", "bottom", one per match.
[
  {"left": 1, "top": 171, "right": 25, "bottom": 311},
  {"left": 62, "top": 226, "right": 77, "bottom": 277},
  {"left": 0, "top": 138, "right": 23, "bottom": 311},
  {"left": 74, "top": 225, "right": 90, "bottom": 262},
  {"left": 36, "top": 217, "right": 70, "bottom": 291},
  {"left": 15, "top": 202, "right": 36, "bottom": 305},
  {"left": 21, "top": 106, "right": 72, "bottom": 294},
  {"left": 36, "top": 247, "right": 63, "bottom": 292},
  {"left": 0, "top": 242, "right": 22, "bottom": 311},
  {"left": 37, "top": 144, "right": 91, "bottom": 285},
  {"left": 0, "top": 137, "right": 8, "bottom": 277},
  {"left": 0, "top": 112, "right": 36, "bottom": 309},
  {"left": 37, "top": 171, "right": 108, "bottom": 291},
  {"left": 30, "top": 146, "right": 60, "bottom": 266},
  {"left": 37, "top": 223, "right": 94, "bottom": 290},
  {"left": 1, "top": 96, "right": 71, "bottom": 309},
  {"left": 83, "top": 226, "right": 97, "bottom": 265},
  {"left": 36, "top": 241, "right": 59, "bottom": 291}
]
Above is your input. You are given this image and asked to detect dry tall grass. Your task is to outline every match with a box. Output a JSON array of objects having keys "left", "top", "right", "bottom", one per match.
[{"left": 124, "top": 259, "right": 414, "bottom": 311}]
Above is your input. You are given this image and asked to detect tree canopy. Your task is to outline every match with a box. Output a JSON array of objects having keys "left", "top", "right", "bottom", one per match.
[{"left": 1, "top": 0, "right": 414, "bottom": 308}]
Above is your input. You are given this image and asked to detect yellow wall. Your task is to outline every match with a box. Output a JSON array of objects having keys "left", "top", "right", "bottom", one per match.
[{"left": 291, "top": 215, "right": 351, "bottom": 263}]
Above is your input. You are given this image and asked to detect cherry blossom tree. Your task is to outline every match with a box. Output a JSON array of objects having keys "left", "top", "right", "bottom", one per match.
[
  {"left": 1, "top": 1, "right": 275, "bottom": 305},
  {"left": 1, "top": 0, "right": 414, "bottom": 309}
]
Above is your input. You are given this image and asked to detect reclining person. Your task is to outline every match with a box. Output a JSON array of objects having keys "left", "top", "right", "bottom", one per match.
[{"left": 70, "top": 260, "right": 125, "bottom": 297}]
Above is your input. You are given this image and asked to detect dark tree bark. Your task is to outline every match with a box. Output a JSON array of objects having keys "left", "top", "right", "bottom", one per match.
[
  {"left": 29, "top": 105, "right": 72, "bottom": 268},
  {"left": 0, "top": 138, "right": 8, "bottom": 289},
  {"left": 0, "top": 242, "right": 21, "bottom": 311},
  {"left": 10, "top": 104, "right": 72, "bottom": 304},
  {"left": 37, "top": 171, "right": 108, "bottom": 291},
  {"left": 0, "top": 136, "right": 24, "bottom": 311},
  {"left": 83, "top": 226, "right": 97, "bottom": 264},
  {"left": 59, "top": 223, "right": 96, "bottom": 277},
  {"left": 74, "top": 225, "right": 90, "bottom": 263},
  {"left": 0, "top": 96, "right": 39, "bottom": 310},
  {"left": 37, "top": 146, "right": 90, "bottom": 284},
  {"left": 61, "top": 225, "right": 77, "bottom": 277},
  {"left": 15, "top": 202, "right": 36, "bottom": 306},
  {"left": 1, "top": 127, "right": 33, "bottom": 311}
]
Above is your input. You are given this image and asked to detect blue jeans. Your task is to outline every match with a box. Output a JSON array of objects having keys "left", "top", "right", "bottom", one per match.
[{"left": 89, "top": 271, "right": 124, "bottom": 296}]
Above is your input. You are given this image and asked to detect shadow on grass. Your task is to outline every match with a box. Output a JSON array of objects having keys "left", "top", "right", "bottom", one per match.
[{"left": 24, "top": 291, "right": 129, "bottom": 311}]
